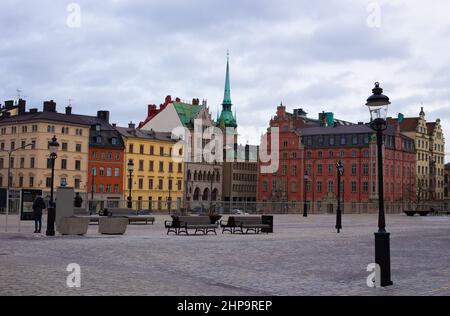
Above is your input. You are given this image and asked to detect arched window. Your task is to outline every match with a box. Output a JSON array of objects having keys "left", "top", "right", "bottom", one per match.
[
  {"left": 211, "top": 189, "right": 218, "bottom": 201},
  {"left": 193, "top": 188, "right": 200, "bottom": 201},
  {"left": 198, "top": 172, "right": 202, "bottom": 181},
  {"left": 202, "top": 188, "right": 209, "bottom": 201}
]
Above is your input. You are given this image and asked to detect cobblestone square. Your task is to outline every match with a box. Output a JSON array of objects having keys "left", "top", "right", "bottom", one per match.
[{"left": 0, "top": 214, "right": 449, "bottom": 296}]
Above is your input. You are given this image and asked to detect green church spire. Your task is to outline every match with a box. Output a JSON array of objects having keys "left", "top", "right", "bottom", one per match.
[
  {"left": 218, "top": 51, "right": 237, "bottom": 128},
  {"left": 222, "top": 51, "right": 232, "bottom": 109}
]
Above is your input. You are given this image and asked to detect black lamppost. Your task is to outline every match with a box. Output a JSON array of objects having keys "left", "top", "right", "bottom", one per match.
[
  {"left": 168, "top": 175, "right": 173, "bottom": 215},
  {"left": 127, "top": 159, "right": 134, "bottom": 209},
  {"left": 336, "top": 161, "right": 344, "bottom": 233},
  {"left": 303, "top": 171, "right": 309, "bottom": 217},
  {"left": 366, "top": 82, "right": 393, "bottom": 287},
  {"left": 46, "top": 136, "right": 59, "bottom": 237}
]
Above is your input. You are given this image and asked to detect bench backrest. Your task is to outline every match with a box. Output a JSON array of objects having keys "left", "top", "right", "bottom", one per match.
[
  {"left": 176, "top": 216, "right": 211, "bottom": 225},
  {"left": 107, "top": 208, "right": 138, "bottom": 216},
  {"left": 231, "top": 216, "right": 262, "bottom": 225}
]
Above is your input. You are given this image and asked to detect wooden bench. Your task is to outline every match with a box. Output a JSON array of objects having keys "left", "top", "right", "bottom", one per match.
[
  {"left": 220, "top": 216, "right": 271, "bottom": 234},
  {"left": 404, "top": 211, "right": 431, "bottom": 217},
  {"left": 105, "top": 208, "right": 155, "bottom": 225},
  {"left": 165, "top": 216, "right": 217, "bottom": 235}
]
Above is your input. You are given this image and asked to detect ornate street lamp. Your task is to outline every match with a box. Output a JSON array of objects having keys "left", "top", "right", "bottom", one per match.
[
  {"left": 127, "top": 159, "right": 134, "bottom": 209},
  {"left": 46, "top": 136, "right": 59, "bottom": 236},
  {"left": 303, "top": 170, "right": 309, "bottom": 217},
  {"left": 168, "top": 175, "right": 173, "bottom": 215},
  {"left": 336, "top": 161, "right": 344, "bottom": 233},
  {"left": 366, "top": 82, "right": 393, "bottom": 287}
]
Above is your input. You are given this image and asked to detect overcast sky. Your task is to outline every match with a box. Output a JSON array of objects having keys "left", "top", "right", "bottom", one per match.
[{"left": 1, "top": 0, "right": 449, "bottom": 159}]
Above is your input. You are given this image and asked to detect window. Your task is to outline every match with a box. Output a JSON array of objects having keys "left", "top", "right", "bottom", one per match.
[
  {"left": 11, "top": 141, "right": 15, "bottom": 150},
  {"left": 115, "top": 152, "right": 121, "bottom": 161},
  {"left": 178, "top": 163, "right": 182, "bottom": 173},
  {"left": 111, "top": 138, "right": 117, "bottom": 145},
  {"left": 100, "top": 167, "right": 105, "bottom": 176},
  {"left": 140, "top": 145, "right": 144, "bottom": 154},
  {"left": 328, "top": 164, "right": 334, "bottom": 175},
  {"left": 317, "top": 181, "right": 322, "bottom": 193},
  {"left": 74, "top": 179, "right": 81, "bottom": 189},
  {"left": 99, "top": 184, "right": 104, "bottom": 193},
  {"left": 129, "top": 144, "right": 134, "bottom": 153},
  {"left": 76, "top": 144, "right": 82, "bottom": 152},
  {"left": 160, "top": 147, "right": 164, "bottom": 156},
  {"left": 139, "top": 160, "right": 144, "bottom": 171},
  {"left": 139, "top": 179, "right": 144, "bottom": 190},
  {"left": 169, "top": 162, "right": 173, "bottom": 173},
  {"left": 20, "top": 157, "right": 25, "bottom": 168},
  {"left": 177, "top": 180, "right": 182, "bottom": 191},
  {"left": 292, "top": 165, "right": 297, "bottom": 176},
  {"left": 107, "top": 168, "right": 112, "bottom": 177},
  {"left": 159, "top": 162, "right": 164, "bottom": 172},
  {"left": 114, "top": 184, "right": 119, "bottom": 193},
  {"left": 0, "top": 158, "right": 3, "bottom": 169},
  {"left": 149, "top": 161, "right": 154, "bottom": 172},
  {"left": 351, "top": 181, "right": 357, "bottom": 192},
  {"left": 262, "top": 181, "right": 268, "bottom": 192},
  {"left": 47, "top": 158, "right": 52, "bottom": 169},
  {"left": 19, "top": 176, "right": 23, "bottom": 187},
  {"left": 328, "top": 181, "right": 334, "bottom": 193},
  {"left": 101, "top": 153, "right": 105, "bottom": 160},
  {"left": 363, "top": 164, "right": 369, "bottom": 175},
  {"left": 106, "top": 184, "right": 111, "bottom": 193},
  {"left": 61, "top": 159, "right": 67, "bottom": 170},
  {"left": 149, "top": 179, "right": 154, "bottom": 190},
  {"left": 0, "top": 142, "right": 4, "bottom": 150},
  {"left": 352, "top": 135, "right": 358, "bottom": 145},
  {"left": 352, "top": 164, "right": 357, "bottom": 175},
  {"left": 340, "top": 136, "right": 347, "bottom": 145},
  {"left": 62, "top": 143, "right": 68, "bottom": 151},
  {"left": 29, "top": 177, "right": 34, "bottom": 188},
  {"left": 107, "top": 152, "right": 112, "bottom": 160},
  {"left": 114, "top": 168, "right": 119, "bottom": 177},
  {"left": 150, "top": 146, "right": 154, "bottom": 155},
  {"left": 317, "top": 164, "right": 323, "bottom": 176},
  {"left": 75, "top": 160, "right": 81, "bottom": 170},
  {"left": 158, "top": 179, "right": 163, "bottom": 190},
  {"left": 46, "top": 177, "right": 52, "bottom": 188},
  {"left": 60, "top": 177, "right": 67, "bottom": 187}
]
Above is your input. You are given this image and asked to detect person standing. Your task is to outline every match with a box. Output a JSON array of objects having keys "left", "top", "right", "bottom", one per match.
[{"left": 32, "top": 195, "right": 46, "bottom": 234}]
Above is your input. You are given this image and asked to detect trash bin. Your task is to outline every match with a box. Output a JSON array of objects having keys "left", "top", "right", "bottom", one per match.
[{"left": 261, "top": 215, "right": 274, "bottom": 233}]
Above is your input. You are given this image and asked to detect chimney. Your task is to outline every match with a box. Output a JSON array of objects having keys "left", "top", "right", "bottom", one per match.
[
  {"left": 112, "top": 123, "right": 117, "bottom": 128},
  {"left": 18, "top": 99, "right": 26, "bottom": 115},
  {"left": 4, "top": 100, "right": 14, "bottom": 109},
  {"left": 43, "top": 100, "right": 56, "bottom": 112},
  {"left": 148, "top": 104, "right": 157, "bottom": 116},
  {"left": 29, "top": 108, "right": 38, "bottom": 113},
  {"left": 97, "top": 110, "right": 110, "bottom": 122},
  {"left": 192, "top": 98, "right": 200, "bottom": 106},
  {"left": 65, "top": 106, "right": 72, "bottom": 115},
  {"left": 175, "top": 97, "right": 181, "bottom": 102},
  {"left": 165, "top": 95, "right": 172, "bottom": 104},
  {"left": 128, "top": 121, "right": 135, "bottom": 129}
]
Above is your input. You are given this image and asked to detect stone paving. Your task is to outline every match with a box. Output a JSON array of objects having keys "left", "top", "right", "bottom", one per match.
[{"left": 0, "top": 213, "right": 449, "bottom": 296}]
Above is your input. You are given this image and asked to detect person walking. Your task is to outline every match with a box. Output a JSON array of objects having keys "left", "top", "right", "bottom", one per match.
[
  {"left": 74, "top": 192, "right": 83, "bottom": 208},
  {"left": 32, "top": 195, "right": 46, "bottom": 234}
]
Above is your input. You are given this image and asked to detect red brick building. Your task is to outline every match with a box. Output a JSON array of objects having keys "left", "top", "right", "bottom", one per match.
[
  {"left": 85, "top": 111, "right": 125, "bottom": 209},
  {"left": 258, "top": 105, "right": 416, "bottom": 213}
]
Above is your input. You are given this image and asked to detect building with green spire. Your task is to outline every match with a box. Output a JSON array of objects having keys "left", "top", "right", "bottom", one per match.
[{"left": 217, "top": 54, "right": 237, "bottom": 129}]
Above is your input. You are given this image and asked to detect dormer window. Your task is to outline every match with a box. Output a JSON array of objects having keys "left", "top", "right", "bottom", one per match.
[
  {"left": 96, "top": 124, "right": 101, "bottom": 132},
  {"left": 96, "top": 136, "right": 102, "bottom": 144},
  {"left": 111, "top": 137, "right": 117, "bottom": 145}
]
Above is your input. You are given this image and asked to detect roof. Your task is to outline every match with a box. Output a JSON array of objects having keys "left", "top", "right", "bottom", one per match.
[
  {"left": 0, "top": 111, "right": 91, "bottom": 126},
  {"left": 173, "top": 102, "right": 202, "bottom": 126},
  {"left": 426, "top": 122, "right": 436, "bottom": 136},
  {"left": 398, "top": 117, "right": 419, "bottom": 132},
  {"left": 115, "top": 126, "right": 176, "bottom": 142},
  {"left": 300, "top": 124, "right": 373, "bottom": 136}
]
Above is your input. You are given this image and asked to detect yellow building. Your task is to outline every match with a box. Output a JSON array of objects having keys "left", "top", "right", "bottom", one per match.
[
  {"left": 399, "top": 107, "right": 445, "bottom": 201},
  {"left": 116, "top": 123, "right": 184, "bottom": 211},
  {"left": 0, "top": 100, "right": 90, "bottom": 199}
]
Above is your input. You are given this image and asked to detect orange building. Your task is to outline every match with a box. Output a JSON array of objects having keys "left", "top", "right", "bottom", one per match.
[{"left": 86, "top": 111, "right": 125, "bottom": 208}]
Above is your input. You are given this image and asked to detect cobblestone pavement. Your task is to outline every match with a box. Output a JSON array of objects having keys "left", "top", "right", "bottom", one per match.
[{"left": 0, "top": 214, "right": 449, "bottom": 296}]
